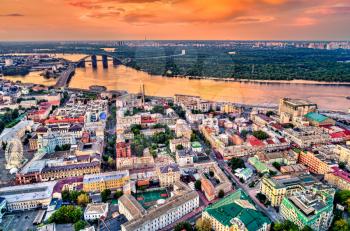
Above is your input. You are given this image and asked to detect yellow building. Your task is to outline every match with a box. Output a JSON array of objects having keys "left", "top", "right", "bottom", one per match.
[
  {"left": 278, "top": 98, "right": 317, "bottom": 124},
  {"left": 83, "top": 171, "right": 130, "bottom": 193},
  {"left": 337, "top": 145, "right": 350, "bottom": 165},
  {"left": 156, "top": 164, "right": 180, "bottom": 187},
  {"left": 260, "top": 175, "right": 309, "bottom": 207},
  {"left": 325, "top": 167, "right": 350, "bottom": 191}
]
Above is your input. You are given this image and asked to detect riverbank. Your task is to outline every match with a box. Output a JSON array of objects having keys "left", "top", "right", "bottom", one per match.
[{"left": 162, "top": 74, "right": 350, "bottom": 86}]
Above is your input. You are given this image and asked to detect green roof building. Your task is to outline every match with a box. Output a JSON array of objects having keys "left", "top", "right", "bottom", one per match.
[
  {"left": 203, "top": 189, "right": 271, "bottom": 231},
  {"left": 280, "top": 187, "right": 335, "bottom": 231},
  {"left": 248, "top": 156, "right": 270, "bottom": 173},
  {"left": 304, "top": 112, "right": 335, "bottom": 126}
]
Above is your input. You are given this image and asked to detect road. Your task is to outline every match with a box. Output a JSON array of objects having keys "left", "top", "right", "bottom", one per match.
[
  {"left": 210, "top": 152, "right": 282, "bottom": 223},
  {"left": 54, "top": 64, "right": 75, "bottom": 88}
]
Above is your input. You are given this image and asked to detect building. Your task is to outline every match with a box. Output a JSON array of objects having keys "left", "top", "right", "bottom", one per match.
[
  {"left": 202, "top": 189, "right": 271, "bottom": 231},
  {"left": 157, "top": 164, "right": 180, "bottom": 187},
  {"left": 280, "top": 187, "right": 334, "bottom": 231},
  {"left": 304, "top": 112, "right": 335, "bottom": 127},
  {"left": 37, "top": 132, "right": 76, "bottom": 154},
  {"left": 191, "top": 141, "right": 203, "bottom": 152},
  {"left": 83, "top": 171, "right": 130, "bottom": 193},
  {"left": 201, "top": 164, "right": 232, "bottom": 201},
  {"left": 337, "top": 145, "right": 350, "bottom": 166},
  {"left": 260, "top": 174, "right": 317, "bottom": 207},
  {"left": 0, "top": 197, "right": 6, "bottom": 223},
  {"left": 235, "top": 168, "right": 253, "bottom": 181},
  {"left": 279, "top": 98, "right": 317, "bottom": 124},
  {"left": 176, "top": 149, "right": 195, "bottom": 167},
  {"left": 325, "top": 166, "right": 350, "bottom": 190},
  {"left": 0, "top": 181, "right": 56, "bottom": 212},
  {"left": 298, "top": 151, "right": 333, "bottom": 174},
  {"left": 116, "top": 141, "right": 132, "bottom": 158},
  {"left": 175, "top": 119, "right": 192, "bottom": 139},
  {"left": 120, "top": 181, "right": 199, "bottom": 231},
  {"left": 169, "top": 137, "right": 191, "bottom": 153},
  {"left": 84, "top": 203, "right": 109, "bottom": 221},
  {"left": 248, "top": 156, "right": 269, "bottom": 174},
  {"left": 283, "top": 126, "right": 330, "bottom": 148}
]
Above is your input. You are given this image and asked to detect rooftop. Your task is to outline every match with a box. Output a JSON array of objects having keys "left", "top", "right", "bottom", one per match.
[
  {"left": 83, "top": 171, "right": 129, "bottom": 184},
  {"left": 204, "top": 189, "right": 270, "bottom": 231},
  {"left": 304, "top": 112, "right": 329, "bottom": 123}
]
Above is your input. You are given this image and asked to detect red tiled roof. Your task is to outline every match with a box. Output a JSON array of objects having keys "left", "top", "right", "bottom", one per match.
[
  {"left": 331, "top": 166, "right": 350, "bottom": 184},
  {"left": 247, "top": 136, "right": 265, "bottom": 147}
]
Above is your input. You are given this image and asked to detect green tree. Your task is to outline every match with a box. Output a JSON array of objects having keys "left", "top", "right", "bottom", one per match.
[
  {"left": 218, "top": 189, "right": 225, "bottom": 198},
  {"left": 272, "top": 220, "right": 299, "bottom": 231},
  {"left": 114, "top": 191, "right": 124, "bottom": 200},
  {"left": 253, "top": 130, "right": 269, "bottom": 140},
  {"left": 101, "top": 189, "right": 111, "bottom": 202},
  {"left": 61, "top": 190, "right": 70, "bottom": 202},
  {"left": 229, "top": 158, "right": 245, "bottom": 171},
  {"left": 74, "top": 220, "right": 88, "bottom": 231},
  {"left": 195, "top": 180, "right": 202, "bottom": 191},
  {"left": 174, "top": 221, "right": 193, "bottom": 231},
  {"left": 195, "top": 217, "right": 212, "bottom": 231},
  {"left": 339, "top": 162, "right": 347, "bottom": 170},
  {"left": 48, "top": 205, "right": 82, "bottom": 224},
  {"left": 240, "top": 130, "right": 248, "bottom": 139},
  {"left": 330, "top": 219, "right": 350, "bottom": 231}
]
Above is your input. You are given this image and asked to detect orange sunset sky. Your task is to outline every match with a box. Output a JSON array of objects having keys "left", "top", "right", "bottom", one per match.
[{"left": 0, "top": 0, "right": 350, "bottom": 41}]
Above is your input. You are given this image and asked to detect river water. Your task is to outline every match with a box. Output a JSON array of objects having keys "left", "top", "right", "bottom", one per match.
[{"left": 2, "top": 54, "right": 350, "bottom": 112}]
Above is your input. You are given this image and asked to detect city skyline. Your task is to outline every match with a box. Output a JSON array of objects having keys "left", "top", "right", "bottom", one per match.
[{"left": 1, "top": 0, "right": 350, "bottom": 41}]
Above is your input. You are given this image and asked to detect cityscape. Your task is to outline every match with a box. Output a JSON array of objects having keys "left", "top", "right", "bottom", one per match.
[{"left": 1, "top": 1, "right": 350, "bottom": 231}]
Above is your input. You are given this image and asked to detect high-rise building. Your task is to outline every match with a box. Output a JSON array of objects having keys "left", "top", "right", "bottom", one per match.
[{"left": 280, "top": 187, "right": 334, "bottom": 231}]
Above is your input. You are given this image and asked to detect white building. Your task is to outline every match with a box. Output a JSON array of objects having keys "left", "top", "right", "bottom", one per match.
[
  {"left": 0, "top": 181, "right": 56, "bottom": 212},
  {"left": 84, "top": 203, "right": 109, "bottom": 221}
]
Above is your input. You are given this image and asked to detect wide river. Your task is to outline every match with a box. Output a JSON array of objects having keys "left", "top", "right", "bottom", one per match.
[{"left": 3, "top": 54, "right": 350, "bottom": 112}]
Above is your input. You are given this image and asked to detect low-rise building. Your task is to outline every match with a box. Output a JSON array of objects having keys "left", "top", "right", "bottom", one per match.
[
  {"left": 298, "top": 151, "right": 333, "bottom": 174},
  {"left": 83, "top": 171, "right": 130, "bottom": 193},
  {"left": 84, "top": 203, "right": 109, "bottom": 221},
  {"left": 304, "top": 112, "right": 335, "bottom": 127},
  {"left": 157, "top": 164, "right": 180, "bottom": 187},
  {"left": 248, "top": 156, "right": 269, "bottom": 174},
  {"left": 0, "top": 181, "right": 56, "bottom": 212},
  {"left": 203, "top": 189, "right": 271, "bottom": 231},
  {"left": 120, "top": 181, "right": 199, "bottom": 231},
  {"left": 235, "top": 168, "right": 253, "bottom": 181},
  {"left": 169, "top": 138, "right": 191, "bottom": 153},
  {"left": 325, "top": 166, "right": 350, "bottom": 190}
]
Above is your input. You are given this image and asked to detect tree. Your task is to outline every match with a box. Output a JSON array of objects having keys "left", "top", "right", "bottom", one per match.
[
  {"left": 107, "top": 156, "right": 115, "bottom": 168},
  {"left": 48, "top": 205, "right": 82, "bottom": 224},
  {"left": 301, "top": 226, "right": 313, "bottom": 231},
  {"left": 330, "top": 219, "right": 350, "bottom": 231},
  {"left": 77, "top": 193, "right": 90, "bottom": 206},
  {"left": 209, "top": 170, "right": 214, "bottom": 177},
  {"left": 174, "top": 221, "right": 193, "bottom": 231},
  {"left": 272, "top": 220, "right": 299, "bottom": 231},
  {"left": 195, "top": 180, "right": 202, "bottom": 191},
  {"left": 114, "top": 191, "right": 124, "bottom": 200},
  {"left": 240, "top": 130, "right": 248, "bottom": 139},
  {"left": 61, "top": 190, "right": 70, "bottom": 202},
  {"left": 339, "top": 161, "right": 346, "bottom": 170},
  {"left": 229, "top": 158, "right": 245, "bottom": 171},
  {"left": 176, "top": 144, "right": 184, "bottom": 150},
  {"left": 101, "top": 189, "right": 111, "bottom": 202},
  {"left": 195, "top": 217, "right": 212, "bottom": 231},
  {"left": 252, "top": 130, "right": 269, "bottom": 140},
  {"left": 266, "top": 111, "right": 275, "bottom": 117},
  {"left": 218, "top": 189, "right": 225, "bottom": 198},
  {"left": 74, "top": 220, "right": 88, "bottom": 231},
  {"left": 272, "top": 162, "right": 281, "bottom": 170}
]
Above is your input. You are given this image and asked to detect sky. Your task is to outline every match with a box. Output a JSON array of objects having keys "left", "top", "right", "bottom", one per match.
[{"left": 0, "top": 0, "right": 350, "bottom": 41}]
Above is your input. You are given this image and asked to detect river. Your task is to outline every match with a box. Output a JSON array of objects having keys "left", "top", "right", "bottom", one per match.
[{"left": 2, "top": 54, "right": 350, "bottom": 112}]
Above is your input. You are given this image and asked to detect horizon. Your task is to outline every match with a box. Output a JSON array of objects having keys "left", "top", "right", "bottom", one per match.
[{"left": 1, "top": 0, "right": 350, "bottom": 41}]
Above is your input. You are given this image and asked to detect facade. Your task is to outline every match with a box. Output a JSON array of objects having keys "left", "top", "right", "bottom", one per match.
[
  {"left": 84, "top": 203, "right": 109, "bottom": 221},
  {"left": 0, "top": 181, "right": 56, "bottom": 212},
  {"left": 116, "top": 141, "right": 132, "bottom": 158},
  {"left": 83, "top": 171, "right": 130, "bottom": 193},
  {"left": 37, "top": 132, "right": 76, "bottom": 154},
  {"left": 337, "top": 145, "right": 350, "bottom": 166},
  {"left": 278, "top": 98, "right": 317, "bottom": 124},
  {"left": 121, "top": 181, "right": 199, "bottom": 231},
  {"left": 325, "top": 166, "right": 350, "bottom": 190},
  {"left": 203, "top": 189, "right": 271, "bottom": 231},
  {"left": 280, "top": 188, "right": 334, "bottom": 231},
  {"left": 157, "top": 164, "right": 180, "bottom": 187},
  {"left": 259, "top": 174, "right": 317, "bottom": 207},
  {"left": 0, "top": 197, "right": 6, "bottom": 223},
  {"left": 283, "top": 126, "right": 330, "bottom": 148},
  {"left": 169, "top": 137, "right": 191, "bottom": 153},
  {"left": 298, "top": 151, "right": 332, "bottom": 174}
]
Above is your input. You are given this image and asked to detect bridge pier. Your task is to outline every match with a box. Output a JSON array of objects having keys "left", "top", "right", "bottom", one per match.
[
  {"left": 77, "top": 60, "right": 85, "bottom": 68},
  {"left": 91, "top": 55, "right": 97, "bottom": 69},
  {"left": 113, "top": 58, "right": 122, "bottom": 66},
  {"left": 102, "top": 55, "right": 108, "bottom": 69}
]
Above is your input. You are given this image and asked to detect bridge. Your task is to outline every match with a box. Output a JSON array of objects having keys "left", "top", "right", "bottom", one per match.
[
  {"left": 54, "top": 64, "right": 75, "bottom": 88},
  {"left": 54, "top": 50, "right": 186, "bottom": 88}
]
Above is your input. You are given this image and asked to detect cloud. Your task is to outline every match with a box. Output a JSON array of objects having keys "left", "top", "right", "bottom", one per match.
[
  {"left": 306, "top": 5, "right": 350, "bottom": 15},
  {"left": 0, "top": 13, "right": 24, "bottom": 17},
  {"left": 292, "top": 17, "right": 317, "bottom": 26}
]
